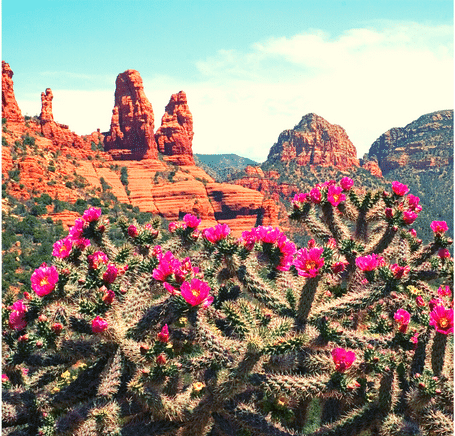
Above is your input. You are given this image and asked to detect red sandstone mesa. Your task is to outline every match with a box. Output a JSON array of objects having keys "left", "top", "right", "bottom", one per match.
[
  {"left": 2, "top": 61, "right": 24, "bottom": 124},
  {"left": 155, "top": 91, "right": 195, "bottom": 165},
  {"left": 104, "top": 69, "right": 157, "bottom": 160}
]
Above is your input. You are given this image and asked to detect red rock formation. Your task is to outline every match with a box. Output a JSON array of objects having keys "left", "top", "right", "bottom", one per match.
[
  {"left": 104, "top": 69, "right": 157, "bottom": 160},
  {"left": 267, "top": 113, "right": 359, "bottom": 170},
  {"left": 2, "top": 61, "right": 24, "bottom": 124},
  {"left": 38, "top": 87, "right": 94, "bottom": 155},
  {"left": 260, "top": 198, "right": 279, "bottom": 227},
  {"left": 155, "top": 91, "right": 195, "bottom": 165},
  {"left": 361, "top": 159, "right": 383, "bottom": 177}
]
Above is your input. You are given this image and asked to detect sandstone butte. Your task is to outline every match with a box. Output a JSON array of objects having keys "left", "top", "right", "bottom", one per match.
[{"left": 2, "top": 62, "right": 275, "bottom": 235}]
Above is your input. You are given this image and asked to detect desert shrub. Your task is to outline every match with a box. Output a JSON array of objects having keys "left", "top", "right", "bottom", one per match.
[{"left": 1, "top": 179, "right": 453, "bottom": 436}]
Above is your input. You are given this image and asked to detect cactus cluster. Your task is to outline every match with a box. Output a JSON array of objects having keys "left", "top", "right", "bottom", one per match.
[{"left": 2, "top": 178, "right": 453, "bottom": 436}]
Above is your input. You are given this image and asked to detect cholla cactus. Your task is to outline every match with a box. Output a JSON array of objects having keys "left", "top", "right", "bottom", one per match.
[{"left": 2, "top": 179, "right": 453, "bottom": 436}]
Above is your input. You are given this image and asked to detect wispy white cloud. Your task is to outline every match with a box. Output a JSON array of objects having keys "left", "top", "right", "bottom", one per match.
[{"left": 18, "top": 22, "right": 453, "bottom": 162}]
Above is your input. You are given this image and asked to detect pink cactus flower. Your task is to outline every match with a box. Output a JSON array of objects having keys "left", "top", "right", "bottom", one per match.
[
  {"left": 168, "top": 222, "right": 179, "bottom": 233},
  {"left": 407, "top": 194, "right": 420, "bottom": 210},
  {"left": 331, "top": 261, "right": 347, "bottom": 274},
  {"left": 385, "top": 208, "right": 394, "bottom": 219},
  {"left": 73, "top": 237, "right": 91, "bottom": 250},
  {"left": 2, "top": 374, "right": 9, "bottom": 383},
  {"left": 292, "top": 192, "right": 309, "bottom": 208},
  {"left": 152, "top": 245, "right": 163, "bottom": 258},
  {"left": 31, "top": 263, "right": 59, "bottom": 297},
  {"left": 394, "top": 309, "right": 411, "bottom": 333},
  {"left": 102, "top": 289, "right": 115, "bottom": 304},
  {"left": 429, "top": 305, "right": 454, "bottom": 335},
  {"left": 392, "top": 181, "right": 409, "bottom": 196},
  {"left": 327, "top": 185, "right": 346, "bottom": 207},
  {"left": 157, "top": 324, "right": 170, "bottom": 343},
  {"left": 203, "top": 224, "right": 230, "bottom": 243},
  {"left": 403, "top": 210, "right": 418, "bottom": 225},
  {"left": 408, "top": 229, "right": 417, "bottom": 237},
  {"left": 293, "top": 247, "right": 325, "bottom": 277},
  {"left": 52, "top": 237, "right": 73, "bottom": 259},
  {"left": 355, "top": 254, "right": 385, "bottom": 272},
  {"left": 156, "top": 354, "right": 167, "bottom": 365},
  {"left": 103, "top": 264, "right": 118, "bottom": 284},
  {"left": 68, "top": 218, "right": 86, "bottom": 241},
  {"left": 180, "top": 278, "right": 214, "bottom": 307},
  {"left": 163, "top": 282, "right": 179, "bottom": 295},
  {"left": 91, "top": 316, "right": 108, "bottom": 333},
  {"left": 82, "top": 207, "right": 102, "bottom": 222},
  {"left": 309, "top": 187, "right": 322, "bottom": 204},
  {"left": 331, "top": 348, "right": 356, "bottom": 372},
  {"left": 183, "top": 214, "right": 201, "bottom": 229},
  {"left": 438, "top": 248, "right": 451, "bottom": 259},
  {"left": 416, "top": 296, "right": 425, "bottom": 307},
  {"left": 390, "top": 263, "right": 410, "bottom": 279},
  {"left": 340, "top": 177, "right": 354, "bottom": 191},
  {"left": 430, "top": 221, "right": 448, "bottom": 235},
  {"left": 429, "top": 298, "right": 445, "bottom": 311},
  {"left": 88, "top": 251, "right": 109, "bottom": 269},
  {"left": 438, "top": 285, "right": 452, "bottom": 297},
  {"left": 8, "top": 300, "right": 27, "bottom": 330},
  {"left": 127, "top": 225, "right": 138, "bottom": 237},
  {"left": 152, "top": 251, "right": 182, "bottom": 282}
]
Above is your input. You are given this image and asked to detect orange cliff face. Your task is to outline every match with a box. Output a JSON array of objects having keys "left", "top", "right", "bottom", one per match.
[
  {"left": 104, "top": 69, "right": 157, "bottom": 160},
  {"left": 155, "top": 91, "right": 195, "bottom": 166}
]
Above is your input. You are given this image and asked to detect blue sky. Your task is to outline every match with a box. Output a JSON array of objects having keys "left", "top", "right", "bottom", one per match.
[{"left": 2, "top": 0, "right": 453, "bottom": 162}]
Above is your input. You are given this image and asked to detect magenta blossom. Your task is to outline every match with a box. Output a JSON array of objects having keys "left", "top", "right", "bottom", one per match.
[
  {"left": 331, "top": 261, "right": 347, "bottom": 274},
  {"left": 392, "top": 181, "right": 409, "bottom": 196},
  {"left": 438, "top": 286, "right": 452, "bottom": 297},
  {"left": 157, "top": 324, "right": 170, "bottom": 343},
  {"left": 180, "top": 278, "right": 214, "bottom": 307},
  {"left": 293, "top": 247, "right": 324, "bottom": 278},
  {"left": 394, "top": 309, "right": 411, "bottom": 333},
  {"left": 429, "top": 305, "right": 454, "bottom": 335},
  {"left": 168, "top": 222, "right": 179, "bottom": 233},
  {"left": 183, "top": 214, "right": 201, "bottom": 229},
  {"left": 31, "top": 263, "right": 59, "bottom": 297},
  {"left": 403, "top": 210, "right": 418, "bottom": 225},
  {"left": 88, "top": 251, "right": 109, "bottom": 269},
  {"left": 203, "top": 224, "right": 230, "bottom": 243},
  {"left": 438, "top": 248, "right": 451, "bottom": 259},
  {"left": 152, "top": 251, "right": 182, "bottom": 282},
  {"left": 103, "top": 264, "right": 118, "bottom": 284},
  {"left": 340, "top": 177, "right": 354, "bottom": 191},
  {"left": 407, "top": 194, "right": 420, "bottom": 210},
  {"left": 127, "top": 225, "right": 138, "bottom": 237},
  {"left": 430, "top": 221, "right": 448, "bottom": 235},
  {"left": 68, "top": 218, "right": 86, "bottom": 241},
  {"left": 292, "top": 192, "right": 309, "bottom": 208},
  {"left": 355, "top": 254, "right": 385, "bottom": 272},
  {"left": 429, "top": 298, "right": 445, "bottom": 311},
  {"left": 327, "top": 185, "right": 346, "bottom": 207},
  {"left": 8, "top": 300, "right": 27, "bottom": 330},
  {"left": 52, "top": 237, "right": 73, "bottom": 259},
  {"left": 92, "top": 316, "right": 108, "bottom": 333},
  {"left": 390, "top": 263, "right": 410, "bottom": 279},
  {"left": 331, "top": 348, "right": 356, "bottom": 372},
  {"left": 82, "top": 207, "right": 102, "bottom": 222},
  {"left": 408, "top": 229, "right": 417, "bottom": 237},
  {"left": 416, "top": 296, "right": 425, "bottom": 307},
  {"left": 309, "top": 187, "right": 322, "bottom": 204}
]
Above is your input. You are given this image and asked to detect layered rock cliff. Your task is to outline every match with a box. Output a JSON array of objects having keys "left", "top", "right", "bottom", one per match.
[
  {"left": 155, "top": 91, "right": 195, "bottom": 165},
  {"left": 104, "top": 69, "right": 157, "bottom": 160},
  {"left": 266, "top": 113, "right": 359, "bottom": 170},
  {"left": 2, "top": 61, "right": 24, "bottom": 124},
  {"left": 368, "top": 110, "right": 453, "bottom": 174}
]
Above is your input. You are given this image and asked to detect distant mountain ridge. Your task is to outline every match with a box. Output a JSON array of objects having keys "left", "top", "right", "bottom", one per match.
[{"left": 194, "top": 153, "right": 258, "bottom": 181}]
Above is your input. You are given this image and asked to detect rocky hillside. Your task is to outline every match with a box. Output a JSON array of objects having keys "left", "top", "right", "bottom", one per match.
[
  {"left": 2, "top": 62, "right": 276, "bottom": 236},
  {"left": 194, "top": 153, "right": 258, "bottom": 181},
  {"left": 367, "top": 110, "right": 453, "bottom": 242}
]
